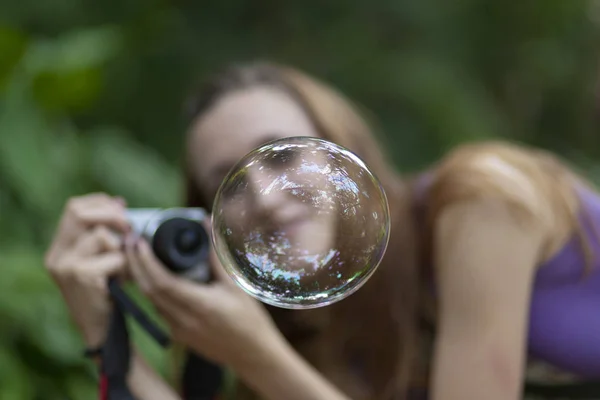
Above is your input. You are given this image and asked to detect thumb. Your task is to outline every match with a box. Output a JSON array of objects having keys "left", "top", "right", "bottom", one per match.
[{"left": 86, "top": 251, "right": 127, "bottom": 277}]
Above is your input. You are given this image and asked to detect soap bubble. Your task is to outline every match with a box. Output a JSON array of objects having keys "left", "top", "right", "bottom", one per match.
[{"left": 211, "top": 137, "right": 390, "bottom": 309}]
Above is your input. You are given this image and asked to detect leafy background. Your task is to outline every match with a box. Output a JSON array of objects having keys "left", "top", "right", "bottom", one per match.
[{"left": 0, "top": 0, "right": 599, "bottom": 398}]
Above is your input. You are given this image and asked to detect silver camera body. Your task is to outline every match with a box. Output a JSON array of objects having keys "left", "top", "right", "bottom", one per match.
[{"left": 126, "top": 208, "right": 211, "bottom": 283}]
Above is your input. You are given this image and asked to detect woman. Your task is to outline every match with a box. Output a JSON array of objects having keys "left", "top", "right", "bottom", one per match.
[{"left": 44, "top": 61, "right": 600, "bottom": 400}]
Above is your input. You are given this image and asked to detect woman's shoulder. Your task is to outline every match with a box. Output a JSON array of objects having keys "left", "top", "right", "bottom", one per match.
[
  {"left": 423, "top": 140, "right": 576, "bottom": 214},
  {"left": 419, "top": 140, "right": 582, "bottom": 258},
  {"left": 430, "top": 139, "right": 569, "bottom": 186}
]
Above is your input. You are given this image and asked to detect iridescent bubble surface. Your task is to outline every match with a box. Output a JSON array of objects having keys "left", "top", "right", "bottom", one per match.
[{"left": 211, "top": 137, "right": 390, "bottom": 309}]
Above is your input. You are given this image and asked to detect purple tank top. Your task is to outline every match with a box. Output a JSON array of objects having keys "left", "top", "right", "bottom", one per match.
[
  {"left": 528, "top": 184, "right": 600, "bottom": 378},
  {"left": 414, "top": 176, "right": 600, "bottom": 379}
]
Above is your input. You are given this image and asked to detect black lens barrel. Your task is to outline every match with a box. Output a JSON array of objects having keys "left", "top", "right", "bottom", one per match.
[{"left": 152, "top": 217, "right": 209, "bottom": 273}]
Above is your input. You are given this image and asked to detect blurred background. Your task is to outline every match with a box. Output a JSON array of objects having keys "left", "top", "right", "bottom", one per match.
[{"left": 0, "top": 0, "right": 599, "bottom": 398}]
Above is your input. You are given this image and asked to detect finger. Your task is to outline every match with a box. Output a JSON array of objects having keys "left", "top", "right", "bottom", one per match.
[
  {"left": 71, "top": 225, "right": 123, "bottom": 257},
  {"left": 150, "top": 292, "right": 193, "bottom": 327},
  {"left": 65, "top": 197, "right": 130, "bottom": 232},
  {"left": 133, "top": 240, "right": 206, "bottom": 324},
  {"left": 47, "top": 195, "right": 129, "bottom": 261},
  {"left": 46, "top": 227, "right": 124, "bottom": 277},
  {"left": 77, "top": 251, "right": 127, "bottom": 278},
  {"left": 114, "top": 196, "right": 127, "bottom": 207},
  {"left": 153, "top": 300, "right": 201, "bottom": 344},
  {"left": 136, "top": 239, "right": 212, "bottom": 309},
  {"left": 152, "top": 301, "right": 178, "bottom": 326},
  {"left": 126, "top": 235, "right": 152, "bottom": 293},
  {"left": 53, "top": 252, "right": 126, "bottom": 295},
  {"left": 61, "top": 195, "right": 129, "bottom": 239},
  {"left": 135, "top": 239, "right": 174, "bottom": 289}
]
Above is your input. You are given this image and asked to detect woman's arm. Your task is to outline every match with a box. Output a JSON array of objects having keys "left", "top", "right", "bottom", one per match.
[
  {"left": 127, "top": 351, "right": 181, "bottom": 400},
  {"left": 124, "top": 341, "right": 350, "bottom": 400},
  {"left": 235, "top": 338, "right": 350, "bottom": 400},
  {"left": 91, "top": 349, "right": 180, "bottom": 400},
  {"left": 431, "top": 198, "right": 547, "bottom": 400},
  {"left": 126, "top": 237, "right": 352, "bottom": 400}
]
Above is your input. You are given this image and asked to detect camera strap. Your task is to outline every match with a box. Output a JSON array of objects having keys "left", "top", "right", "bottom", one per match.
[
  {"left": 101, "top": 279, "right": 224, "bottom": 400},
  {"left": 101, "top": 297, "right": 135, "bottom": 400},
  {"left": 524, "top": 381, "right": 600, "bottom": 399},
  {"left": 180, "top": 352, "right": 225, "bottom": 400},
  {"left": 101, "top": 279, "right": 166, "bottom": 400}
]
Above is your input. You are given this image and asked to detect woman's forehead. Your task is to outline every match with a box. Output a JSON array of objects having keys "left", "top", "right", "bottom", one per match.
[{"left": 188, "top": 87, "right": 320, "bottom": 182}]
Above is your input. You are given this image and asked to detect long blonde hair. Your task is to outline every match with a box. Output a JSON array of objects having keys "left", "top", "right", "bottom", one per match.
[
  {"left": 182, "top": 61, "right": 420, "bottom": 399},
  {"left": 425, "top": 140, "right": 597, "bottom": 270}
]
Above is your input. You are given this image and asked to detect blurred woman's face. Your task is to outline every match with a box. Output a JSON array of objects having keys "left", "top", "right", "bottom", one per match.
[{"left": 188, "top": 86, "right": 336, "bottom": 264}]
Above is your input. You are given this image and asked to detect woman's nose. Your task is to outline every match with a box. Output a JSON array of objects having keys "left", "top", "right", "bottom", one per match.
[{"left": 246, "top": 168, "right": 286, "bottom": 214}]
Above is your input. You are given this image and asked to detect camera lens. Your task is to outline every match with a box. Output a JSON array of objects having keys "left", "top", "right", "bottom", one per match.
[
  {"left": 152, "top": 217, "right": 209, "bottom": 273},
  {"left": 175, "top": 228, "right": 202, "bottom": 254}
]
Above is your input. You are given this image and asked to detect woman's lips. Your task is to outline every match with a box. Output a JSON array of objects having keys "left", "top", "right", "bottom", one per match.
[
  {"left": 280, "top": 217, "right": 309, "bottom": 236},
  {"left": 273, "top": 209, "right": 311, "bottom": 236}
]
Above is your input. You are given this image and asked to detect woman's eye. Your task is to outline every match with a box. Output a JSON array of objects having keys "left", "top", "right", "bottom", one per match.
[
  {"left": 266, "top": 149, "right": 297, "bottom": 168},
  {"left": 222, "top": 175, "right": 248, "bottom": 199}
]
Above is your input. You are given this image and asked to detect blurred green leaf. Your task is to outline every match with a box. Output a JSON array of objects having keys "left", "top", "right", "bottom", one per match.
[
  {"left": 33, "top": 67, "right": 103, "bottom": 111},
  {"left": 0, "top": 348, "right": 34, "bottom": 400},
  {"left": 0, "top": 26, "right": 28, "bottom": 91},
  {"left": 0, "top": 87, "right": 81, "bottom": 218},
  {"left": 0, "top": 246, "right": 82, "bottom": 362},
  {"left": 23, "top": 25, "right": 122, "bottom": 75},
  {"left": 87, "top": 128, "right": 182, "bottom": 207},
  {"left": 387, "top": 52, "right": 508, "bottom": 149},
  {"left": 65, "top": 372, "right": 98, "bottom": 400}
]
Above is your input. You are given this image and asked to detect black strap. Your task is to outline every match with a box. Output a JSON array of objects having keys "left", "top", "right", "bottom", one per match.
[
  {"left": 102, "top": 290, "right": 136, "bottom": 400},
  {"left": 524, "top": 381, "right": 600, "bottom": 399},
  {"left": 101, "top": 279, "right": 224, "bottom": 400},
  {"left": 83, "top": 345, "right": 103, "bottom": 358},
  {"left": 108, "top": 280, "right": 170, "bottom": 347},
  {"left": 181, "top": 352, "right": 224, "bottom": 400}
]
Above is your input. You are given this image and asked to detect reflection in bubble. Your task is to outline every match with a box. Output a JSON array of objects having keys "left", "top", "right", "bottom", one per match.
[{"left": 211, "top": 137, "right": 390, "bottom": 309}]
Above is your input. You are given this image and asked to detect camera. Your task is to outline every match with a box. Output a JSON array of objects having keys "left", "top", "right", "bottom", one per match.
[{"left": 126, "top": 208, "right": 211, "bottom": 282}]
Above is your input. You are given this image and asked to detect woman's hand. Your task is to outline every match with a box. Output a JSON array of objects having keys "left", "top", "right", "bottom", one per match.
[
  {"left": 126, "top": 226, "right": 352, "bottom": 400},
  {"left": 44, "top": 193, "right": 130, "bottom": 348},
  {"left": 125, "top": 234, "right": 285, "bottom": 373}
]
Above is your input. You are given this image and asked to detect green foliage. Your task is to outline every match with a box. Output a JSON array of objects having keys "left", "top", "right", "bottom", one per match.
[
  {"left": 0, "top": 20, "right": 175, "bottom": 399},
  {"left": 0, "top": 0, "right": 598, "bottom": 398}
]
